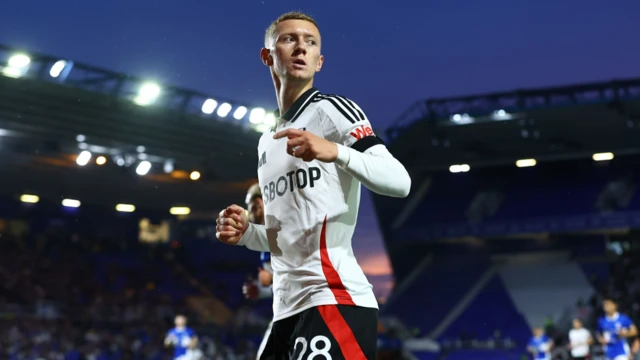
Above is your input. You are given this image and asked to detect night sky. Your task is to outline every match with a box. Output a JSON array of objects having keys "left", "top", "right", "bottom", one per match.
[{"left": 3, "top": 0, "right": 639, "bottom": 299}]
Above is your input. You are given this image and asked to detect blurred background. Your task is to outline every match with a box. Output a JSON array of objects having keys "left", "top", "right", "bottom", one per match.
[{"left": 1, "top": 0, "right": 640, "bottom": 359}]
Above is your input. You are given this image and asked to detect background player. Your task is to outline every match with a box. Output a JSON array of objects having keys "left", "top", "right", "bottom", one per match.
[
  {"left": 528, "top": 327, "right": 553, "bottom": 360},
  {"left": 164, "top": 314, "right": 200, "bottom": 360},
  {"left": 568, "top": 318, "right": 592, "bottom": 360},
  {"left": 240, "top": 184, "right": 275, "bottom": 359},
  {"left": 597, "top": 297, "right": 638, "bottom": 360},
  {"left": 216, "top": 10, "right": 411, "bottom": 360}
]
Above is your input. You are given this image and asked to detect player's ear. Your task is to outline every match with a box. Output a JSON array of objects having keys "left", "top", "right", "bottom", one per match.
[
  {"left": 260, "top": 48, "right": 273, "bottom": 66},
  {"left": 315, "top": 54, "right": 324, "bottom": 72}
]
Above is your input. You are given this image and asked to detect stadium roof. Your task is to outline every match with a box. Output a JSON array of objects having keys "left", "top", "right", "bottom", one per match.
[
  {"left": 385, "top": 77, "right": 640, "bottom": 174},
  {"left": 0, "top": 44, "right": 271, "bottom": 213}
]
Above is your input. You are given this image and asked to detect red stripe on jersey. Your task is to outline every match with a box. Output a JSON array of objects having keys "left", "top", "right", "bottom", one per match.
[
  {"left": 319, "top": 216, "right": 356, "bottom": 305},
  {"left": 317, "top": 305, "right": 367, "bottom": 360}
]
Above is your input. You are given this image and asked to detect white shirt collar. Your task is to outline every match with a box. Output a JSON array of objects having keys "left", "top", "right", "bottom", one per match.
[{"left": 605, "top": 312, "right": 620, "bottom": 321}]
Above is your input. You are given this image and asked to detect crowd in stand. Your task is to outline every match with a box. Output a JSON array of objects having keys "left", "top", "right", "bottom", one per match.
[{"left": 0, "top": 226, "right": 267, "bottom": 360}]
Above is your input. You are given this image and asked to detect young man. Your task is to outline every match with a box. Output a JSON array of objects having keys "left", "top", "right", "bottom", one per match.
[
  {"left": 216, "top": 11, "right": 411, "bottom": 359},
  {"left": 597, "top": 297, "right": 638, "bottom": 360},
  {"left": 568, "top": 318, "right": 592, "bottom": 360},
  {"left": 527, "top": 327, "right": 553, "bottom": 360},
  {"left": 164, "top": 314, "right": 200, "bottom": 360}
]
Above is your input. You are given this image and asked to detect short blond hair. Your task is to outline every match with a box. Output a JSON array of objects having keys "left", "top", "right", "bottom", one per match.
[{"left": 264, "top": 11, "right": 319, "bottom": 47}]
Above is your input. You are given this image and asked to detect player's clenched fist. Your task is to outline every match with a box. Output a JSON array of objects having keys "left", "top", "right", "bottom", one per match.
[
  {"left": 273, "top": 128, "right": 338, "bottom": 163},
  {"left": 216, "top": 204, "right": 249, "bottom": 245}
]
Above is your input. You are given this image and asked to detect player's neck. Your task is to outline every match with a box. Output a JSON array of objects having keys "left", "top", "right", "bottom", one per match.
[{"left": 276, "top": 79, "right": 314, "bottom": 117}]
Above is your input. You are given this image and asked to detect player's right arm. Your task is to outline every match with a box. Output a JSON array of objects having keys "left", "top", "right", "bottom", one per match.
[
  {"left": 596, "top": 318, "right": 607, "bottom": 344},
  {"left": 164, "top": 331, "right": 175, "bottom": 347},
  {"left": 216, "top": 205, "right": 269, "bottom": 251}
]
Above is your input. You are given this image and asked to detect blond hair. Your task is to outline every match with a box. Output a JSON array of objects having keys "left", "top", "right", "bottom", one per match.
[{"left": 264, "top": 11, "right": 319, "bottom": 47}]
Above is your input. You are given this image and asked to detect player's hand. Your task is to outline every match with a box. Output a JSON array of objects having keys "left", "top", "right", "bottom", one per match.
[
  {"left": 619, "top": 328, "right": 629, "bottom": 337},
  {"left": 258, "top": 267, "right": 273, "bottom": 287},
  {"left": 242, "top": 279, "right": 259, "bottom": 299},
  {"left": 215, "top": 205, "right": 249, "bottom": 245},
  {"left": 273, "top": 128, "right": 338, "bottom": 163}
]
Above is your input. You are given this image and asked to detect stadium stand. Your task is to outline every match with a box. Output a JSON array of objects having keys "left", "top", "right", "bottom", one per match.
[
  {"left": 5, "top": 42, "right": 640, "bottom": 359},
  {"left": 375, "top": 78, "right": 640, "bottom": 359}
]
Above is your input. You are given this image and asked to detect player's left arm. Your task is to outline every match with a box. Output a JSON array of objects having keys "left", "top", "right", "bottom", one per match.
[
  {"left": 274, "top": 100, "right": 411, "bottom": 197},
  {"left": 188, "top": 329, "right": 198, "bottom": 349},
  {"left": 327, "top": 103, "right": 410, "bottom": 198}
]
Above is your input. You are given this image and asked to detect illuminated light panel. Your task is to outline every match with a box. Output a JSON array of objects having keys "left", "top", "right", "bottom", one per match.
[
  {"left": 50, "top": 60, "right": 67, "bottom": 78},
  {"left": 170, "top": 207, "right": 191, "bottom": 215},
  {"left": 62, "top": 199, "right": 80, "bottom": 208},
  {"left": 171, "top": 170, "right": 189, "bottom": 179},
  {"left": 190, "top": 171, "right": 201, "bottom": 180},
  {"left": 216, "top": 103, "right": 232, "bottom": 117},
  {"left": 116, "top": 204, "right": 135, "bottom": 212},
  {"left": 134, "top": 82, "right": 161, "bottom": 106},
  {"left": 449, "top": 164, "right": 470, "bottom": 173},
  {"left": 263, "top": 112, "right": 276, "bottom": 126},
  {"left": 20, "top": 194, "right": 39, "bottom": 203},
  {"left": 3, "top": 54, "right": 31, "bottom": 78},
  {"left": 136, "top": 161, "right": 151, "bottom": 175},
  {"left": 249, "top": 108, "right": 266, "bottom": 124},
  {"left": 592, "top": 152, "right": 614, "bottom": 161},
  {"left": 202, "top": 99, "right": 217, "bottom": 114},
  {"left": 96, "top": 156, "right": 107, "bottom": 165},
  {"left": 233, "top": 106, "right": 247, "bottom": 120},
  {"left": 516, "top": 159, "right": 537, "bottom": 168},
  {"left": 76, "top": 150, "right": 91, "bottom": 166}
]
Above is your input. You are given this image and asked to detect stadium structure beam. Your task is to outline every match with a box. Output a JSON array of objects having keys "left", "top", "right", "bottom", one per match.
[
  {"left": 0, "top": 43, "right": 275, "bottom": 132},
  {"left": 387, "top": 77, "right": 640, "bottom": 140}
]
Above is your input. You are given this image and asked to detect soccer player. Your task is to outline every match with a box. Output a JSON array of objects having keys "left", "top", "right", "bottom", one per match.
[
  {"left": 164, "top": 314, "right": 199, "bottom": 360},
  {"left": 597, "top": 297, "right": 638, "bottom": 360},
  {"left": 568, "top": 318, "right": 592, "bottom": 360},
  {"left": 216, "top": 11, "right": 411, "bottom": 359},
  {"left": 527, "top": 327, "right": 553, "bottom": 360},
  {"left": 241, "top": 184, "right": 275, "bottom": 359}
]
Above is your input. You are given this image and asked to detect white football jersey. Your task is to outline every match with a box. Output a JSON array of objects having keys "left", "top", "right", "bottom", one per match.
[{"left": 255, "top": 87, "right": 381, "bottom": 321}]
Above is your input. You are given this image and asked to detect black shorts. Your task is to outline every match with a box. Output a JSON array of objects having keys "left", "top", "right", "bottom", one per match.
[{"left": 258, "top": 304, "right": 378, "bottom": 360}]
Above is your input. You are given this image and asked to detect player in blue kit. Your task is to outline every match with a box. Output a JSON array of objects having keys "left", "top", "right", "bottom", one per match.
[
  {"left": 527, "top": 327, "right": 553, "bottom": 360},
  {"left": 164, "top": 314, "right": 200, "bottom": 360},
  {"left": 241, "top": 184, "right": 275, "bottom": 359},
  {"left": 597, "top": 297, "right": 638, "bottom": 360}
]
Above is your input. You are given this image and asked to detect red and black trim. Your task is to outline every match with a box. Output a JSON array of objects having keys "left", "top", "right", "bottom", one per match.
[{"left": 319, "top": 216, "right": 356, "bottom": 306}]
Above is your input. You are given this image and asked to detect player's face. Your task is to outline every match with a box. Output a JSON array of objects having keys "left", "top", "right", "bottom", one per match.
[
  {"left": 263, "top": 19, "right": 324, "bottom": 82},
  {"left": 603, "top": 299, "right": 617, "bottom": 314},
  {"left": 175, "top": 315, "right": 186, "bottom": 327},
  {"left": 573, "top": 319, "right": 582, "bottom": 329},
  {"left": 247, "top": 197, "right": 264, "bottom": 224},
  {"left": 533, "top": 328, "right": 543, "bottom": 337}
]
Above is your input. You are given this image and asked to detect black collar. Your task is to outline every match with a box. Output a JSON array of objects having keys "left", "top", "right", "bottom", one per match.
[{"left": 280, "top": 87, "right": 318, "bottom": 122}]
